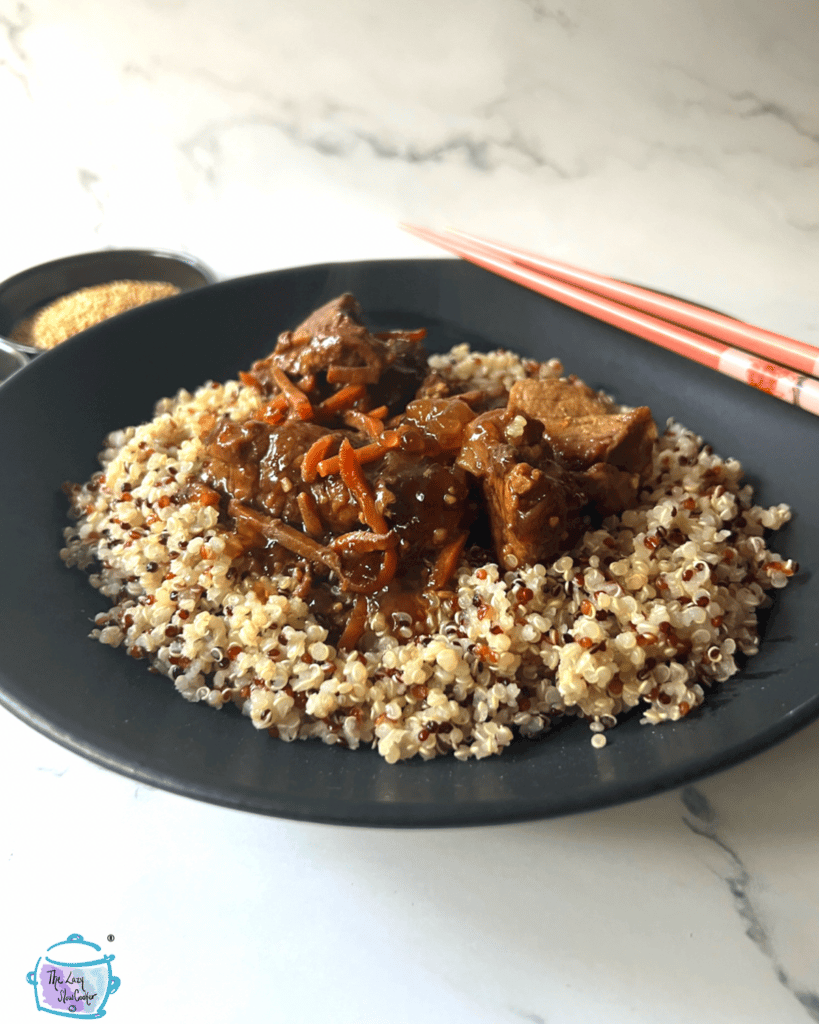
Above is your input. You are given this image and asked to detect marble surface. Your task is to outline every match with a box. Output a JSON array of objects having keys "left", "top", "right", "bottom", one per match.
[{"left": 2, "top": 1, "right": 818, "bottom": 1021}]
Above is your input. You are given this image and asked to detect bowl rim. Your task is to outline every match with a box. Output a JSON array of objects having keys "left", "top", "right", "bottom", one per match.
[{"left": 0, "top": 335, "right": 28, "bottom": 376}]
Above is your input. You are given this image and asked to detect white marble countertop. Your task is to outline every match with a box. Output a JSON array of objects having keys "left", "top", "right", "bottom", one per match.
[{"left": 2, "top": 2, "right": 818, "bottom": 1021}]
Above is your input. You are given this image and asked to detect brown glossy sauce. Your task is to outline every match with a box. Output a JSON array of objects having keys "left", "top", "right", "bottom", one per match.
[{"left": 187, "top": 294, "right": 657, "bottom": 649}]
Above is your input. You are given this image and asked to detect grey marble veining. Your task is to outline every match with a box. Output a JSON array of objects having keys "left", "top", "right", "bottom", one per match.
[
  {"left": 2, "top": 0, "right": 817, "bottom": 343},
  {"left": 0, "top": 1, "right": 32, "bottom": 97},
  {"left": 683, "top": 785, "right": 819, "bottom": 1022}
]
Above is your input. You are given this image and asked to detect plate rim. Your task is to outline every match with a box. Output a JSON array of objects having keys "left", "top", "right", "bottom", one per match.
[{"left": 0, "top": 256, "right": 814, "bottom": 827}]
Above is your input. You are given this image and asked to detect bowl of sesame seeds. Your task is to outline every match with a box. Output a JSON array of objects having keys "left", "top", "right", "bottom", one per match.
[{"left": 0, "top": 248, "right": 217, "bottom": 358}]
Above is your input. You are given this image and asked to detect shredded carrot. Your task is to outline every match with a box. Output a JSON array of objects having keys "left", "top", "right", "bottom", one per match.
[
  {"left": 379, "top": 430, "right": 403, "bottom": 448},
  {"left": 342, "top": 409, "right": 384, "bottom": 437},
  {"left": 338, "top": 595, "right": 368, "bottom": 651},
  {"left": 297, "top": 490, "right": 324, "bottom": 537},
  {"left": 315, "top": 383, "right": 366, "bottom": 416},
  {"left": 270, "top": 366, "right": 314, "bottom": 421},
  {"left": 368, "top": 405, "right": 388, "bottom": 419},
  {"left": 326, "top": 364, "right": 380, "bottom": 385},
  {"left": 318, "top": 441, "right": 382, "bottom": 477},
  {"left": 264, "top": 518, "right": 338, "bottom": 569},
  {"left": 331, "top": 530, "right": 397, "bottom": 554},
  {"left": 239, "top": 370, "right": 262, "bottom": 390},
  {"left": 371, "top": 547, "right": 399, "bottom": 590},
  {"left": 333, "top": 439, "right": 398, "bottom": 592},
  {"left": 337, "top": 439, "right": 386, "bottom": 533},
  {"left": 428, "top": 532, "right": 468, "bottom": 591},
  {"left": 374, "top": 328, "right": 427, "bottom": 343},
  {"left": 363, "top": 414, "right": 385, "bottom": 436},
  {"left": 340, "top": 410, "right": 367, "bottom": 433},
  {"left": 257, "top": 391, "right": 288, "bottom": 422},
  {"left": 259, "top": 399, "right": 287, "bottom": 426},
  {"left": 301, "top": 434, "right": 336, "bottom": 483},
  {"left": 228, "top": 501, "right": 339, "bottom": 571},
  {"left": 318, "top": 431, "right": 402, "bottom": 478},
  {"left": 188, "top": 482, "right": 221, "bottom": 507}
]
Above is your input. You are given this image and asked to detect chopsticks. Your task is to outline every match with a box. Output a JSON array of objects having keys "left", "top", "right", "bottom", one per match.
[{"left": 401, "top": 223, "right": 819, "bottom": 417}]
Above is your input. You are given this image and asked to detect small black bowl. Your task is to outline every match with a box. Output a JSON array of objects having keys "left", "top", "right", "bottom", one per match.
[
  {"left": 0, "top": 248, "right": 217, "bottom": 358},
  {"left": 0, "top": 336, "right": 27, "bottom": 382}
]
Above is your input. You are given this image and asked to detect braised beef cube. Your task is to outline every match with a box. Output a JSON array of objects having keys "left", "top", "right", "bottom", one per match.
[
  {"left": 248, "top": 294, "right": 428, "bottom": 412},
  {"left": 508, "top": 377, "right": 657, "bottom": 515},
  {"left": 415, "top": 371, "right": 508, "bottom": 412},
  {"left": 371, "top": 449, "right": 472, "bottom": 562},
  {"left": 415, "top": 371, "right": 452, "bottom": 401},
  {"left": 508, "top": 377, "right": 612, "bottom": 422},
  {"left": 257, "top": 422, "right": 362, "bottom": 535},
  {"left": 271, "top": 294, "right": 384, "bottom": 381},
  {"left": 373, "top": 332, "right": 430, "bottom": 413},
  {"left": 456, "top": 410, "right": 586, "bottom": 570},
  {"left": 494, "top": 460, "right": 584, "bottom": 569},
  {"left": 286, "top": 293, "right": 365, "bottom": 349},
  {"left": 200, "top": 418, "right": 270, "bottom": 505},
  {"left": 576, "top": 463, "right": 640, "bottom": 517},
  {"left": 541, "top": 407, "right": 656, "bottom": 476},
  {"left": 202, "top": 418, "right": 362, "bottom": 539}
]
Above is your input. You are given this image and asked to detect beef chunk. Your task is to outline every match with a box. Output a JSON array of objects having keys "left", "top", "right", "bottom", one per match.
[
  {"left": 271, "top": 293, "right": 385, "bottom": 381},
  {"left": 508, "top": 376, "right": 611, "bottom": 421},
  {"left": 508, "top": 378, "right": 655, "bottom": 475},
  {"left": 247, "top": 293, "right": 428, "bottom": 413},
  {"left": 537, "top": 406, "right": 655, "bottom": 475},
  {"left": 201, "top": 418, "right": 360, "bottom": 540},
  {"left": 373, "top": 449, "right": 472, "bottom": 564},
  {"left": 508, "top": 377, "right": 657, "bottom": 515},
  {"left": 456, "top": 410, "right": 587, "bottom": 570},
  {"left": 415, "top": 370, "right": 508, "bottom": 412}
]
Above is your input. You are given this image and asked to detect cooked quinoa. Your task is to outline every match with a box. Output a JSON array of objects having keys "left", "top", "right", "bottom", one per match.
[{"left": 61, "top": 343, "right": 796, "bottom": 762}]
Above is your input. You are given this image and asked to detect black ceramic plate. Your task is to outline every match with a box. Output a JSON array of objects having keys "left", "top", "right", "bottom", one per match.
[{"left": 0, "top": 259, "right": 815, "bottom": 827}]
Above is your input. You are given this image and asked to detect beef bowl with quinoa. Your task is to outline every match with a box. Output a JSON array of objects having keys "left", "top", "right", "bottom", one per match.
[{"left": 0, "top": 259, "right": 813, "bottom": 827}]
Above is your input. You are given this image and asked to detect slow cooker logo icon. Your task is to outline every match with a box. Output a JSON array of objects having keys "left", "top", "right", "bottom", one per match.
[{"left": 26, "top": 934, "right": 121, "bottom": 1018}]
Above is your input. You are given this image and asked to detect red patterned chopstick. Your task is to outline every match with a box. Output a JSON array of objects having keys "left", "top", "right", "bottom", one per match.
[
  {"left": 401, "top": 223, "right": 819, "bottom": 417},
  {"left": 446, "top": 227, "right": 819, "bottom": 378}
]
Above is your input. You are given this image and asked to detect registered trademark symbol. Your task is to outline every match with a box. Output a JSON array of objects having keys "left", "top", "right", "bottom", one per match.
[{"left": 107, "top": 934, "right": 115, "bottom": 942}]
